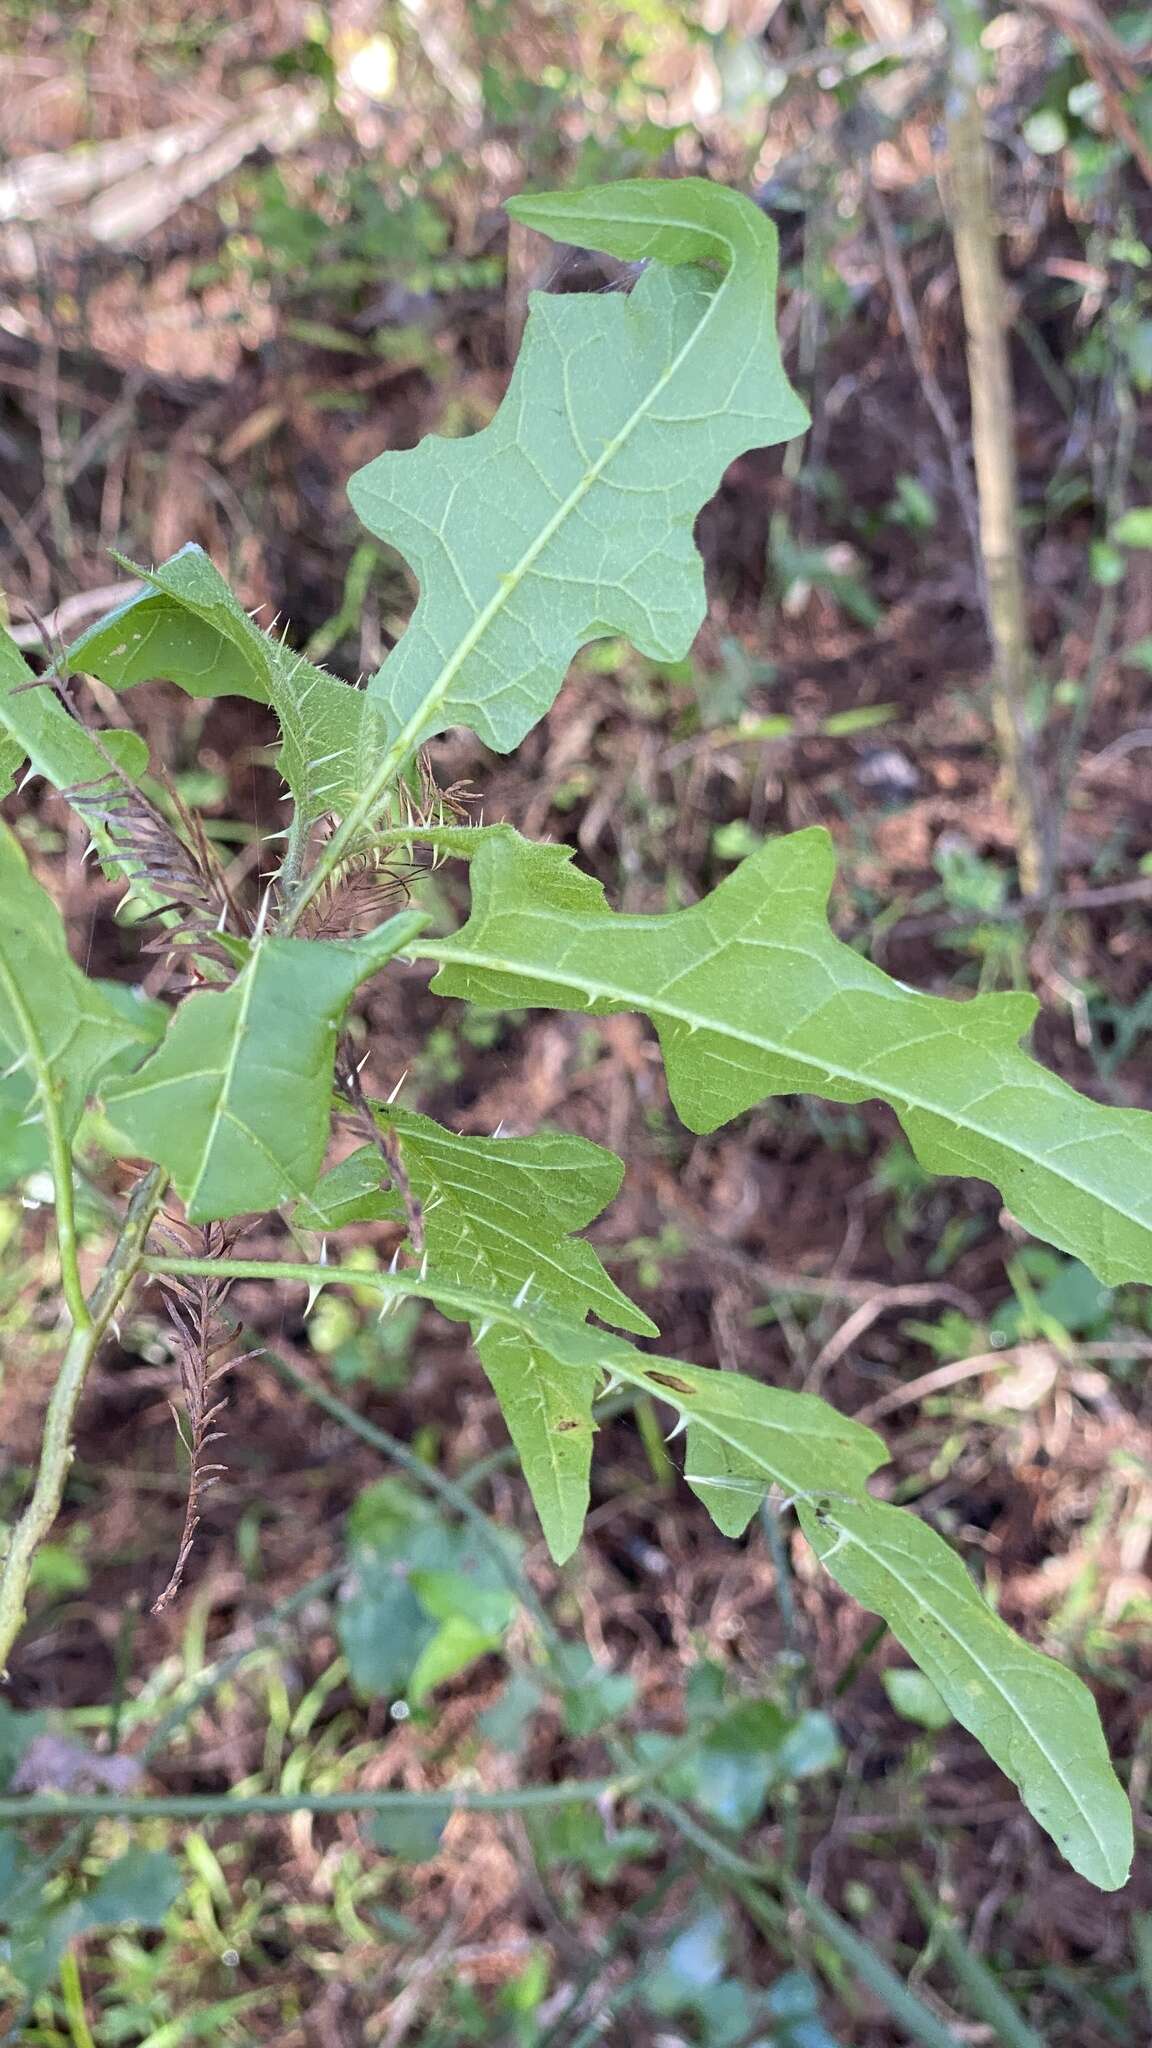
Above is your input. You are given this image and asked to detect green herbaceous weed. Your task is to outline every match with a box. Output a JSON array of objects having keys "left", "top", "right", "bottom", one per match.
[{"left": 0, "top": 177, "right": 1138, "bottom": 1918}]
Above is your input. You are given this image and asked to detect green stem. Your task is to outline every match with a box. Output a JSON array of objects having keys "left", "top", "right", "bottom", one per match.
[
  {"left": 832, "top": 1615, "right": 889, "bottom": 1698},
  {"left": 58, "top": 1949, "right": 97, "bottom": 2048},
  {"left": 0, "top": 1761, "right": 664, "bottom": 1827},
  {"left": 0, "top": 1167, "right": 166, "bottom": 1671},
  {"left": 46, "top": 1098, "right": 88, "bottom": 1335},
  {"left": 141, "top": 1254, "right": 541, "bottom": 1338},
  {"left": 776, "top": 1877, "right": 965, "bottom": 2048}
]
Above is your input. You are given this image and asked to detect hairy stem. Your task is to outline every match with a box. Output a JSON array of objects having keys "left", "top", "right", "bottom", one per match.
[
  {"left": 142, "top": 1253, "right": 518, "bottom": 1320},
  {"left": 0, "top": 1166, "right": 166, "bottom": 1671},
  {"left": 278, "top": 727, "right": 421, "bottom": 937}
]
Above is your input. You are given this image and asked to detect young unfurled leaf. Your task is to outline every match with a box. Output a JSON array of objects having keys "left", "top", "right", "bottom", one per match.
[
  {"left": 103, "top": 911, "right": 426, "bottom": 1222},
  {"left": 0, "top": 823, "right": 158, "bottom": 1162},
  {"left": 69, "top": 546, "right": 390, "bottom": 828},
  {"left": 353, "top": 1108, "right": 655, "bottom": 1560},
  {"left": 424, "top": 825, "right": 1152, "bottom": 1288},
  {"left": 348, "top": 178, "right": 807, "bottom": 759}
]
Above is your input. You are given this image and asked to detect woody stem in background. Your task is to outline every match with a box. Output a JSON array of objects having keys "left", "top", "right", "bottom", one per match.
[{"left": 942, "top": 0, "right": 1048, "bottom": 896}]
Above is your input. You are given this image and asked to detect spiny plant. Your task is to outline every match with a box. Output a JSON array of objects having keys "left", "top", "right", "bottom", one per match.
[{"left": 0, "top": 179, "right": 1142, "bottom": 1893}]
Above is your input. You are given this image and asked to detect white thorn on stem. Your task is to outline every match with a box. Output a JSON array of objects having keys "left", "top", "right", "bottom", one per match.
[{"left": 303, "top": 1240, "right": 329, "bottom": 1317}]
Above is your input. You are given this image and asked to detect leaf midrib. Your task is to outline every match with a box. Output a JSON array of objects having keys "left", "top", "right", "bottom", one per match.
[
  {"left": 290, "top": 237, "right": 732, "bottom": 933},
  {"left": 396, "top": 256, "right": 725, "bottom": 744},
  {"left": 420, "top": 939, "right": 1142, "bottom": 1241},
  {"left": 811, "top": 1513, "right": 1117, "bottom": 1880},
  {"left": 608, "top": 1340, "right": 1115, "bottom": 1877},
  {"left": 414, "top": 1153, "right": 604, "bottom": 1535},
  {"left": 184, "top": 963, "right": 260, "bottom": 1215},
  {"left": 410, "top": 1149, "right": 632, "bottom": 1322}
]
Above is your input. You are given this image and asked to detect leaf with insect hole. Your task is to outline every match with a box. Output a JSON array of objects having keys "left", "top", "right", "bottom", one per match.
[
  {"left": 14, "top": 169, "right": 1136, "bottom": 1894},
  {"left": 393, "top": 1272, "right": 1131, "bottom": 1889}
]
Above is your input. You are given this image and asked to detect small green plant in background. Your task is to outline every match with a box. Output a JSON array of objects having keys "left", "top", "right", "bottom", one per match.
[{"left": 0, "top": 176, "right": 1144, "bottom": 2019}]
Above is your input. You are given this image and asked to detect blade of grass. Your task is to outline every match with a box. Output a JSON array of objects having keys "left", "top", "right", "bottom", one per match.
[
  {"left": 633, "top": 1786, "right": 964, "bottom": 2048},
  {"left": 904, "top": 1866, "right": 1045, "bottom": 2048},
  {"left": 776, "top": 1879, "right": 965, "bottom": 2048}
]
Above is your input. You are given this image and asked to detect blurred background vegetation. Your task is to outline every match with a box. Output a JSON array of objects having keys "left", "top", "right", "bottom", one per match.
[{"left": 2, "top": 1, "right": 1152, "bottom": 2042}]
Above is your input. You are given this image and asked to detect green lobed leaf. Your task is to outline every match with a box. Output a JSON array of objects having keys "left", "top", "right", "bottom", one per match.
[
  {"left": 103, "top": 911, "right": 426, "bottom": 1222},
  {"left": 362, "top": 1107, "right": 655, "bottom": 1562},
  {"left": 424, "top": 825, "right": 1152, "bottom": 1288},
  {"left": 333, "top": 1261, "right": 1129, "bottom": 1888},
  {"left": 0, "top": 622, "right": 150, "bottom": 801},
  {"left": 68, "top": 546, "right": 390, "bottom": 828},
  {"left": 147, "top": 1241, "right": 1125, "bottom": 1885},
  {"left": 591, "top": 1331, "right": 1129, "bottom": 1888},
  {"left": 348, "top": 177, "right": 807, "bottom": 757},
  {"left": 0, "top": 824, "right": 158, "bottom": 1169}
]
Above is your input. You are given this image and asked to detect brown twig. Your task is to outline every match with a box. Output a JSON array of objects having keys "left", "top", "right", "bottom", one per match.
[
  {"left": 6, "top": 580, "right": 145, "bottom": 651},
  {"left": 804, "top": 1281, "right": 988, "bottom": 1388},
  {"left": 886, "top": 873, "right": 1152, "bottom": 940},
  {"left": 854, "top": 1335, "right": 1152, "bottom": 1424},
  {"left": 34, "top": 332, "right": 74, "bottom": 576}
]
